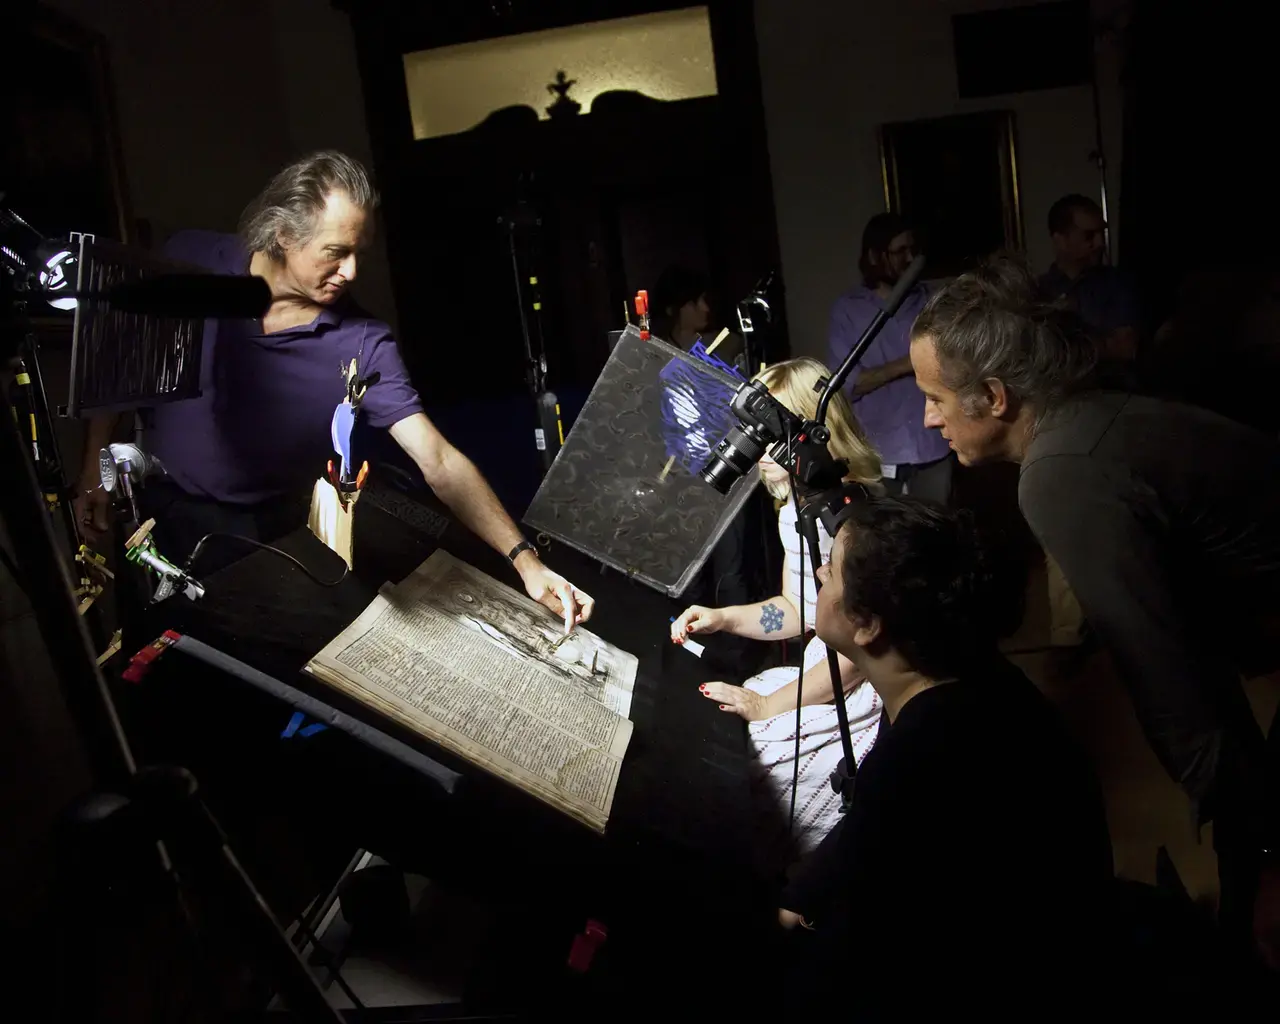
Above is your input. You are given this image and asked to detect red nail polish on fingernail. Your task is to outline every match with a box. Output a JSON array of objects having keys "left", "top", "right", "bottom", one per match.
[{"left": 720, "top": 704, "right": 728, "bottom": 710}]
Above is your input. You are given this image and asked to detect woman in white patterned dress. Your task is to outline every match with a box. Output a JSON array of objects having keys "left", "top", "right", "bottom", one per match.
[{"left": 671, "top": 357, "right": 884, "bottom": 865}]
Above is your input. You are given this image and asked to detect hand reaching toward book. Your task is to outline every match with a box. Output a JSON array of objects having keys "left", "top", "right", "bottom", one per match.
[{"left": 517, "top": 557, "right": 595, "bottom": 634}]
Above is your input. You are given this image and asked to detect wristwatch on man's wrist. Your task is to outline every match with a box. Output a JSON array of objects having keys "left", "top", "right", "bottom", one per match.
[{"left": 508, "top": 540, "right": 537, "bottom": 565}]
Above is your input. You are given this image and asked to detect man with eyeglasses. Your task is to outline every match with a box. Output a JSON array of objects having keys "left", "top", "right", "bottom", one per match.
[{"left": 828, "top": 213, "right": 954, "bottom": 503}]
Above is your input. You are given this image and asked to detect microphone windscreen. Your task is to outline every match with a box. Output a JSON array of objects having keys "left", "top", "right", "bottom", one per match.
[{"left": 105, "top": 274, "right": 271, "bottom": 318}]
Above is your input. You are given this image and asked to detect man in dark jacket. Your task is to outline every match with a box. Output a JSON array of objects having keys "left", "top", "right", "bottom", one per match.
[{"left": 909, "top": 258, "right": 1280, "bottom": 969}]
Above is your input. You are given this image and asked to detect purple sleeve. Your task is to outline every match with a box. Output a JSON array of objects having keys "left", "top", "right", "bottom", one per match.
[
  {"left": 828, "top": 297, "right": 863, "bottom": 392},
  {"left": 359, "top": 324, "right": 424, "bottom": 428},
  {"left": 828, "top": 296, "right": 882, "bottom": 394}
]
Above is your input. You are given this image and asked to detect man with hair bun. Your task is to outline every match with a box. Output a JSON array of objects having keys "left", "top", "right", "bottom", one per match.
[{"left": 909, "top": 256, "right": 1280, "bottom": 970}]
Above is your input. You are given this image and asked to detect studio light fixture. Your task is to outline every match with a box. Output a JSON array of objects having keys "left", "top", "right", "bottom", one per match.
[
  {"left": 0, "top": 204, "right": 84, "bottom": 311},
  {"left": 37, "top": 244, "right": 78, "bottom": 310}
]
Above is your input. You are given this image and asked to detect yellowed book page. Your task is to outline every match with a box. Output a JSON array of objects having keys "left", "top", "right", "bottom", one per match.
[
  {"left": 305, "top": 552, "right": 636, "bottom": 832},
  {"left": 389, "top": 550, "right": 637, "bottom": 717}
]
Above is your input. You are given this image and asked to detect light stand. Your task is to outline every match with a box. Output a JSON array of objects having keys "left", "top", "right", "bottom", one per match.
[
  {"left": 1, "top": 271, "right": 343, "bottom": 1022},
  {"left": 735, "top": 269, "right": 781, "bottom": 373},
  {"left": 2, "top": 213, "right": 115, "bottom": 656},
  {"left": 9, "top": 326, "right": 84, "bottom": 556},
  {"left": 499, "top": 196, "right": 564, "bottom": 474},
  {"left": 1, "top": 207, "right": 88, "bottom": 559}
]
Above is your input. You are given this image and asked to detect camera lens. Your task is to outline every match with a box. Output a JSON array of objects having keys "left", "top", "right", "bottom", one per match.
[{"left": 700, "top": 425, "right": 767, "bottom": 494}]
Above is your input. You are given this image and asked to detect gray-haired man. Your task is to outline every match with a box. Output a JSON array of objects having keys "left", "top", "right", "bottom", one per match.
[
  {"left": 74, "top": 151, "right": 592, "bottom": 629},
  {"left": 908, "top": 257, "right": 1280, "bottom": 970}
]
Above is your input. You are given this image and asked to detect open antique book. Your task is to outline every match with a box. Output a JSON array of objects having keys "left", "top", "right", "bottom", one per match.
[{"left": 304, "top": 550, "right": 638, "bottom": 832}]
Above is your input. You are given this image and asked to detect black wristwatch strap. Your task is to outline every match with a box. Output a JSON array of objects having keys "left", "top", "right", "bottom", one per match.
[{"left": 508, "top": 540, "right": 537, "bottom": 564}]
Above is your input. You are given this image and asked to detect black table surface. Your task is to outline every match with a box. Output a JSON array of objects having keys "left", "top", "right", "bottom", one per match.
[{"left": 128, "top": 485, "right": 765, "bottom": 956}]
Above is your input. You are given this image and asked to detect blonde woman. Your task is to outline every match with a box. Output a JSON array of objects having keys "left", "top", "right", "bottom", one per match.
[{"left": 671, "top": 357, "right": 885, "bottom": 862}]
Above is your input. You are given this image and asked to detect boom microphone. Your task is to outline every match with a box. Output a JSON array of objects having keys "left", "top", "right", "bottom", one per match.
[{"left": 86, "top": 274, "right": 271, "bottom": 318}]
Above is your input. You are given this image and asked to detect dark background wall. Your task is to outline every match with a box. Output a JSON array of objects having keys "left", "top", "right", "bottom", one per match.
[
  {"left": 28, "top": 0, "right": 1270, "bottom": 374},
  {"left": 32, "top": 0, "right": 1135, "bottom": 384},
  {"left": 1120, "top": 0, "right": 1278, "bottom": 322},
  {"left": 755, "top": 0, "right": 1129, "bottom": 356}
]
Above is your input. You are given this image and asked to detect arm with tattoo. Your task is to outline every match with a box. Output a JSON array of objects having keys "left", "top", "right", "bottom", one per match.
[
  {"left": 670, "top": 594, "right": 806, "bottom": 643},
  {"left": 669, "top": 547, "right": 810, "bottom": 642}
]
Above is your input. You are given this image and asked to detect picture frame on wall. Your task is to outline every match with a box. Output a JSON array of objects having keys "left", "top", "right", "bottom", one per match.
[
  {"left": 877, "top": 110, "right": 1023, "bottom": 277},
  {"left": 1, "top": 7, "right": 132, "bottom": 244}
]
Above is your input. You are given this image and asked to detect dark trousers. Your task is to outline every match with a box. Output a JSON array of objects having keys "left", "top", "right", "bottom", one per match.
[
  {"left": 1202, "top": 684, "right": 1280, "bottom": 980},
  {"left": 138, "top": 480, "right": 310, "bottom": 575},
  {"left": 881, "top": 453, "right": 955, "bottom": 505}
]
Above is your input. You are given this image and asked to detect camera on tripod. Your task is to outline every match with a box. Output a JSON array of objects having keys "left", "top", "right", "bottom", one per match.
[
  {"left": 699, "top": 378, "right": 847, "bottom": 498},
  {"left": 696, "top": 254, "right": 927, "bottom": 809}
]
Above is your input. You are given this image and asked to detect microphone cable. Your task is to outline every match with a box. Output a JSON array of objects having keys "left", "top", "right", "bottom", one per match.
[{"left": 182, "top": 533, "right": 349, "bottom": 588}]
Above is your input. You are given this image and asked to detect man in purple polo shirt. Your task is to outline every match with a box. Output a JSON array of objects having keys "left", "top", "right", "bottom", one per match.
[
  {"left": 73, "top": 151, "right": 592, "bottom": 629},
  {"left": 828, "top": 213, "right": 953, "bottom": 503}
]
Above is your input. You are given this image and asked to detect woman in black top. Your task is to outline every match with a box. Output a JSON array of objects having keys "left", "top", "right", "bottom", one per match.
[{"left": 781, "top": 496, "right": 1113, "bottom": 1012}]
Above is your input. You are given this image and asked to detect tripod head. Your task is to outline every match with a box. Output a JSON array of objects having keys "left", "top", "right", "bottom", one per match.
[{"left": 700, "top": 255, "right": 926, "bottom": 498}]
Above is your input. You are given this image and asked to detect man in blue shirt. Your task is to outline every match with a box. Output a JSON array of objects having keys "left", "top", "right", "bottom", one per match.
[
  {"left": 1039, "top": 194, "right": 1140, "bottom": 362},
  {"left": 74, "top": 151, "right": 592, "bottom": 628},
  {"left": 828, "top": 214, "right": 953, "bottom": 503}
]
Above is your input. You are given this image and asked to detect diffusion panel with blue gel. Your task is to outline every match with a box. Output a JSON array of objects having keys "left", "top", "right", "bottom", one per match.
[
  {"left": 523, "top": 325, "right": 759, "bottom": 597},
  {"left": 659, "top": 335, "right": 747, "bottom": 472}
]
